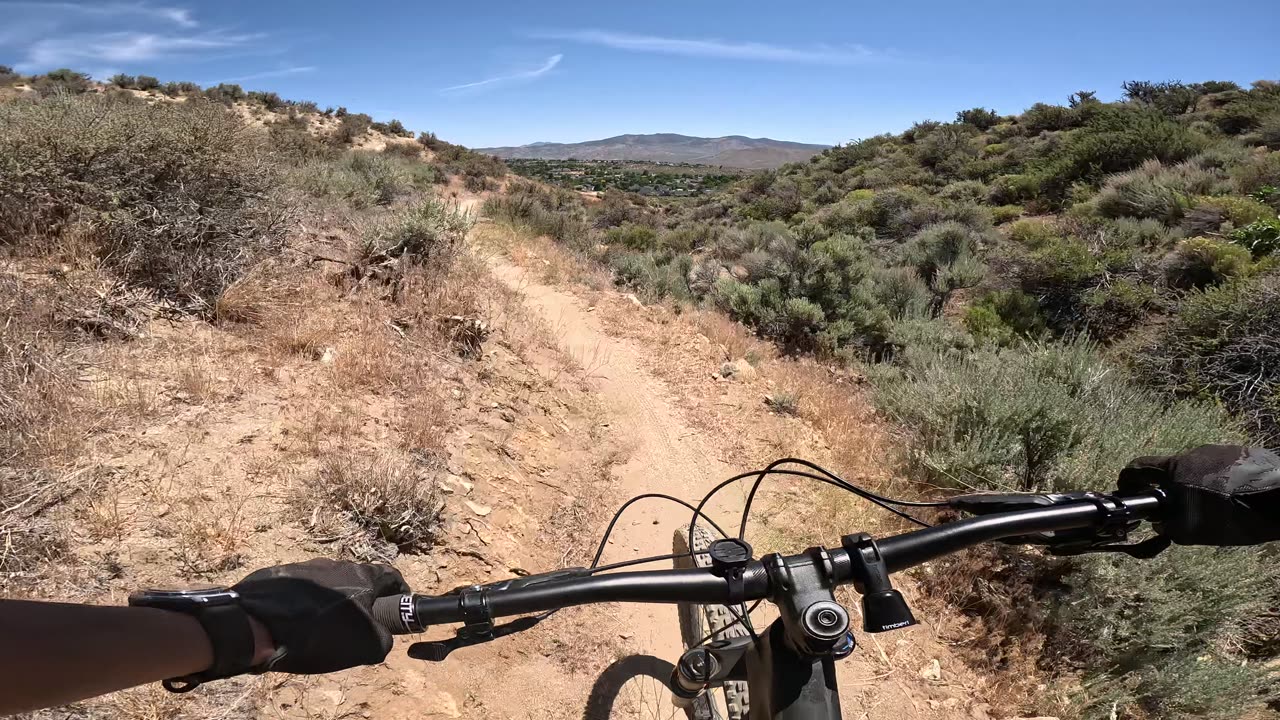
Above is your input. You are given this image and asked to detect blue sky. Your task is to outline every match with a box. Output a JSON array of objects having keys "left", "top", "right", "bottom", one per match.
[{"left": 2, "top": 1, "right": 1275, "bottom": 148}]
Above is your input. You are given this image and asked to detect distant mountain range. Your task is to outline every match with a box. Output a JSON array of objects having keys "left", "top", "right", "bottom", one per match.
[{"left": 477, "top": 133, "right": 829, "bottom": 169}]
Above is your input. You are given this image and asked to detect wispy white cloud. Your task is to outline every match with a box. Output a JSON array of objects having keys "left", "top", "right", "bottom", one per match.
[
  {"left": 441, "top": 54, "right": 563, "bottom": 94},
  {"left": 17, "top": 30, "right": 261, "bottom": 71},
  {"left": 0, "top": 2, "right": 198, "bottom": 28},
  {"left": 533, "top": 29, "right": 878, "bottom": 65},
  {"left": 207, "top": 65, "right": 316, "bottom": 85}
]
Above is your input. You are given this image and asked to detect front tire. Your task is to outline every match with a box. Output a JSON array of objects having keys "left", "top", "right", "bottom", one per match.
[{"left": 673, "top": 525, "right": 750, "bottom": 720}]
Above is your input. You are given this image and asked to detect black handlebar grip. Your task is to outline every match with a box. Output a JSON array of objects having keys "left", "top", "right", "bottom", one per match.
[{"left": 370, "top": 594, "right": 424, "bottom": 635}]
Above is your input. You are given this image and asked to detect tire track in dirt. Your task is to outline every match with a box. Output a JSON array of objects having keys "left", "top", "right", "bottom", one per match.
[{"left": 487, "top": 258, "right": 742, "bottom": 666}]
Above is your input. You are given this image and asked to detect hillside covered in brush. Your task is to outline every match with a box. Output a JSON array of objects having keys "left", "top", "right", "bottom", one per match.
[{"left": 484, "top": 78, "right": 1280, "bottom": 719}]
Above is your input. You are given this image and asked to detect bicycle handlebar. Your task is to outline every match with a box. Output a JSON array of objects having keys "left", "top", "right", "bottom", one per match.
[{"left": 371, "top": 492, "right": 1163, "bottom": 634}]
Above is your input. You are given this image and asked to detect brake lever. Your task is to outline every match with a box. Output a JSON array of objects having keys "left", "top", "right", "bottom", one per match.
[{"left": 409, "top": 567, "right": 591, "bottom": 661}]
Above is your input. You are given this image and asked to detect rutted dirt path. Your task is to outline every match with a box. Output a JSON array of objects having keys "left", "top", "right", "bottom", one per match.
[
  {"left": 454, "top": 231, "right": 1001, "bottom": 720},
  {"left": 487, "top": 258, "right": 741, "bottom": 666}
]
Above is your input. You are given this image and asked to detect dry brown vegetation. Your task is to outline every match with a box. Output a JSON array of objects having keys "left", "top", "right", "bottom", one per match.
[{"left": 0, "top": 79, "right": 611, "bottom": 720}]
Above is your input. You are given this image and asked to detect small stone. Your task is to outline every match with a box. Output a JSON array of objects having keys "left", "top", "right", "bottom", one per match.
[
  {"left": 625, "top": 293, "right": 643, "bottom": 306},
  {"left": 619, "top": 632, "right": 634, "bottom": 639},
  {"left": 919, "top": 658, "right": 942, "bottom": 681},
  {"left": 465, "top": 500, "right": 492, "bottom": 517},
  {"left": 317, "top": 347, "right": 337, "bottom": 364}
]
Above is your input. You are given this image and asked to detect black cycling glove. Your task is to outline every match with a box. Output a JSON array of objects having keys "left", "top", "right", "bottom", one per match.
[
  {"left": 232, "top": 558, "right": 409, "bottom": 674},
  {"left": 1119, "top": 444, "right": 1280, "bottom": 546}
]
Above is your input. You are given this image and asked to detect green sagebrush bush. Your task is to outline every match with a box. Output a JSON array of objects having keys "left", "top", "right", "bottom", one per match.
[
  {"left": 482, "top": 182, "right": 593, "bottom": 252},
  {"left": 610, "top": 252, "right": 692, "bottom": 302},
  {"left": 962, "top": 289, "right": 1046, "bottom": 345},
  {"left": 871, "top": 339, "right": 1240, "bottom": 492},
  {"left": 1094, "top": 159, "right": 1220, "bottom": 223},
  {"left": 1137, "top": 272, "right": 1280, "bottom": 443},
  {"left": 1059, "top": 548, "right": 1274, "bottom": 720},
  {"left": 874, "top": 338, "right": 1267, "bottom": 719},
  {"left": 0, "top": 93, "right": 286, "bottom": 306},
  {"left": 294, "top": 151, "right": 408, "bottom": 208},
  {"left": 605, "top": 223, "right": 659, "bottom": 251},
  {"left": 363, "top": 196, "right": 471, "bottom": 266},
  {"left": 1031, "top": 107, "right": 1206, "bottom": 200},
  {"left": 1164, "top": 237, "right": 1254, "bottom": 289},
  {"left": 901, "top": 221, "right": 987, "bottom": 314},
  {"left": 711, "top": 229, "right": 891, "bottom": 354}
]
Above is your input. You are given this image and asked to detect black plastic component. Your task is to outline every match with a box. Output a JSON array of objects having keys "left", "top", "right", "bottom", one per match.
[
  {"left": 708, "top": 538, "right": 753, "bottom": 604},
  {"left": 708, "top": 538, "right": 753, "bottom": 574},
  {"left": 842, "top": 533, "right": 917, "bottom": 633},
  {"left": 764, "top": 548, "right": 851, "bottom": 655}
]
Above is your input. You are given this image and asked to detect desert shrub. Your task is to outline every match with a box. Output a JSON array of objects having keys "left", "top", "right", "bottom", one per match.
[
  {"left": 0, "top": 93, "right": 285, "bottom": 305},
  {"left": 606, "top": 223, "right": 658, "bottom": 251},
  {"left": 937, "top": 180, "right": 989, "bottom": 204},
  {"left": 915, "top": 124, "right": 980, "bottom": 174},
  {"left": 1015, "top": 236, "right": 1104, "bottom": 329},
  {"left": 305, "top": 452, "right": 443, "bottom": 557},
  {"left": 1191, "top": 194, "right": 1274, "bottom": 228},
  {"left": 1165, "top": 237, "right": 1253, "bottom": 289},
  {"left": 363, "top": 196, "right": 470, "bottom": 267},
  {"left": 988, "top": 173, "right": 1040, "bottom": 204},
  {"left": 135, "top": 75, "right": 159, "bottom": 91},
  {"left": 31, "top": 68, "right": 92, "bottom": 96},
  {"left": 1138, "top": 273, "right": 1280, "bottom": 443},
  {"left": 203, "top": 83, "right": 245, "bottom": 104},
  {"left": 109, "top": 73, "right": 136, "bottom": 88},
  {"left": 1104, "top": 216, "right": 1181, "bottom": 250},
  {"left": 1031, "top": 107, "right": 1205, "bottom": 200},
  {"left": 1122, "top": 80, "right": 1200, "bottom": 117},
  {"left": 1229, "top": 218, "right": 1280, "bottom": 257},
  {"left": 963, "top": 289, "right": 1046, "bottom": 345},
  {"left": 1095, "top": 159, "right": 1218, "bottom": 223},
  {"left": 712, "top": 232, "right": 892, "bottom": 354},
  {"left": 1081, "top": 278, "right": 1157, "bottom": 339},
  {"left": 384, "top": 119, "right": 412, "bottom": 137},
  {"left": 381, "top": 142, "right": 423, "bottom": 160},
  {"left": 462, "top": 172, "right": 494, "bottom": 192},
  {"left": 660, "top": 223, "right": 717, "bottom": 253},
  {"left": 873, "top": 339, "right": 1239, "bottom": 491},
  {"left": 247, "top": 90, "right": 284, "bottom": 110},
  {"left": 991, "top": 204, "right": 1023, "bottom": 224},
  {"left": 1058, "top": 549, "right": 1273, "bottom": 720},
  {"left": 348, "top": 152, "right": 404, "bottom": 205},
  {"left": 956, "top": 107, "right": 1000, "bottom": 130},
  {"left": 332, "top": 113, "right": 373, "bottom": 144},
  {"left": 0, "top": 65, "right": 18, "bottom": 85},
  {"left": 610, "top": 252, "right": 691, "bottom": 302},
  {"left": 871, "top": 267, "right": 931, "bottom": 320},
  {"left": 1231, "top": 151, "right": 1280, "bottom": 195},
  {"left": 268, "top": 121, "right": 335, "bottom": 164},
  {"left": 901, "top": 222, "right": 987, "bottom": 314},
  {"left": 1007, "top": 218, "right": 1061, "bottom": 248},
  {"left": 417, "top": 131, "right": 445, "bottom": 150},
  {"left": 1021, "top": 103, "right": 1078, "bottom": 133}
]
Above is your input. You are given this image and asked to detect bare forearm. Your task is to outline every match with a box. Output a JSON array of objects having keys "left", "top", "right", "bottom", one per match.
[{"left": 0, "top": 600, "right": 216, "bottom": 714}]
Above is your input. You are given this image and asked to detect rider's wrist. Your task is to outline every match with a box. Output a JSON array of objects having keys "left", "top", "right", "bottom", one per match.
[{"left": 248, "top": 615, "right": 276, "bottom": 667}]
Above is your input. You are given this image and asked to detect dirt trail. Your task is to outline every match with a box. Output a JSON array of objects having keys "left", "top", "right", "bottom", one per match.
[
  {"left": 487, "top": 258, "right": 741, "bottom": 662},
  {"left": 464, "top": 238, "right": 998, "bottom": 720}
]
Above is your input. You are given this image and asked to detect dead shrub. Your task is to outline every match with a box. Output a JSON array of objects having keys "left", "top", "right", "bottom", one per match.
[{"left": 296, "top": 451, "right": 443, "bottom": 560}]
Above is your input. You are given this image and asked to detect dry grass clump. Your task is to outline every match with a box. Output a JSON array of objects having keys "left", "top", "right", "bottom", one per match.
[{"left": 296, "top": 451, "right": 443, "bottom": 561}]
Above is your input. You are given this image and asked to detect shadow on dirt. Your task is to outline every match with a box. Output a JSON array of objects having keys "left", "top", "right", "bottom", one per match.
[{"left": 582, "top": 654, "right": 680, "bottom": 720}]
